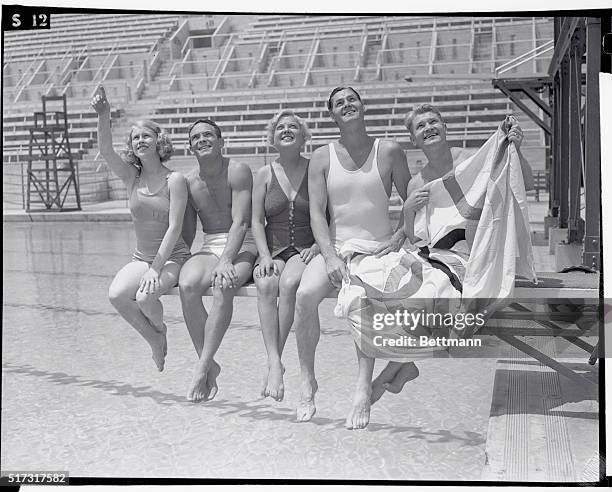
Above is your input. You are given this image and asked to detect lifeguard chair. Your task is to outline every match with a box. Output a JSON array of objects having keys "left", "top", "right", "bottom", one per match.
[{"left": 26, "top": 94, "right": 81, "bottom": 211}]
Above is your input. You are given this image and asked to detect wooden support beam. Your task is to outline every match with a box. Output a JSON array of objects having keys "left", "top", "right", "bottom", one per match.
[
  {"left": 550, "top": 75, "right": 561, "bottom": 218},
  {"left": 523, "top": 86, "right": 552, "bottom": 117},
  {"left": 568, "top": 38, "right": 583, "bottom": 243},
  {"left": 496, "top": 334, "right": 597, "bottom": 388},
  {"left": 558, "top": 61, "right": 570, "bottom": 228},
  {"left": 582, "top": 17, "right": 601, "bottom": 270},
  {"left": 548, "top": 17, "right": 581, "bottom": 77},
  {"left": 494, "top": 80, "right": 551, "bottom": 135}
]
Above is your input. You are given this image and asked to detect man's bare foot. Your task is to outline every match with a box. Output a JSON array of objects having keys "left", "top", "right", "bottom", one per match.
[
  {"left": 383, "top": 362, "right": 419, "bottom": 394},
  {"left": 346, "top": 386, "right": 372, "bottom": 430},
  {"left": 150, "top": 324, "right": 167, "bottom": 372},
  {"left": 187, "top": 359, "right": 221, "bottom": 402},
  {"left": 370, "top": 362, "right": 402, "bottom": 404},
  {"left": 205, "top": 360, "right": 221, "bottom": 401},
  {"left": 296, "top": 377, "right": 318, "bottom": 422},
  {"left": 261, "top": 361, "right": 285, "bottom": 401}
]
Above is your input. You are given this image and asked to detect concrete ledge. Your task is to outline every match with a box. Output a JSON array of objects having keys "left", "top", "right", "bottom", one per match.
[
  {"left": 544, "top": 215, "right": 558, "bottom": 239},
  {"left": 555, "top": 243, "right": 583, "bottom": 272},
  {"left": 4, "top": 206, "right": 400, "bottom": 223},
  {"left": 3, "top": 209, "right": 132, "bottom": 222},
  {"left": 548, "top": 227, "right": 569, "bottom": 255},
  {"left": 165, "top": 282, "right": 599, "bottom": 300}
]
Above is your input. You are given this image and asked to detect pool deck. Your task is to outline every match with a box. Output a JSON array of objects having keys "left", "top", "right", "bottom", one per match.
[
  {"left": 2, "top": 196, "right": 601, "bottom": 483},
  {"left": 3, "top": 195, "right": 551, "bottom": 227},
  {"left": 1, "top": 293, "right": 599, "bottom": 482}
]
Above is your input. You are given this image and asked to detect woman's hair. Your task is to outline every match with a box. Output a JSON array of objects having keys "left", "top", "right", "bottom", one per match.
[
  {"left": 265, "top": 110, "right": 312, "bottom": 147},
  {"left": 121, "top": 120, "right": 173, "bottom": 168}
]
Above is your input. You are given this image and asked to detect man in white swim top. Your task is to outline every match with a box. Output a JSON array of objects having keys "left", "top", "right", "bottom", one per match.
[
  {"left": 292, "top": 86, "right": 411, "bottom": 427},
  {"left": 370, "top": 104, "right": 536, "bottom": 405},
  {"left": 179, "top": 118, "right": 257, "bottom": 403}
]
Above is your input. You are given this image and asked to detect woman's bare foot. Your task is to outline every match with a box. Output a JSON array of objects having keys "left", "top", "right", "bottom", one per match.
[
  {"left": 296, "top": 377, "right": 318, "bottom": 422},
  {"left": 262, "top": 361, "right": 285, "bottom": 401},
  {"left": 160, "top": 322, "right": 168, "bottom": 356},
  {"left": 346, "top": 386, "right": 372, "bottom": 430},
  {"left": 383, "top": 362, "right": 419, "bottom": 394},
  {"left": 150, "top": 324, "right": 167, "bottom": 372},
  {"left": 187, "top": 359, "right": 221, "bottom": 402}
]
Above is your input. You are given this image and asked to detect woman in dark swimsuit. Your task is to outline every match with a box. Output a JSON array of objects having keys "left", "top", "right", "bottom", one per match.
[
  {"left": 91, "top": 86, "right": 190, "bottom": 372},
  {"left": 251, "top": 110, "right": 319, "bottom": 401}
]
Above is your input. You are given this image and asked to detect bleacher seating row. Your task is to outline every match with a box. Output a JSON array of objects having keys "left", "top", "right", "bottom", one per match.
[
  {"left": 3, "top": 13, "right": 552, "bottom": 199},
  {"left": 3, "top": 14, "right": 182, "bottom": 61}
]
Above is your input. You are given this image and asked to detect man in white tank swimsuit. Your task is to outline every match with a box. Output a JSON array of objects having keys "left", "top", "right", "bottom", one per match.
[{"left": 292, "top": 87, "right": 411, "bottom": 428}]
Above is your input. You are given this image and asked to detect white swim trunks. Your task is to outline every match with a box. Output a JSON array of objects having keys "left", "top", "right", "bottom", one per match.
[{"left": 194, "top": 230, "right": 258, "bottom": 259}]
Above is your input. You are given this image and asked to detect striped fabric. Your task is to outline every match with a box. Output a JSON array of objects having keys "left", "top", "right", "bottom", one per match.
[
  {"left": 335, "top": 124, "right": 537, "bottom": 361},
  {"left": 414, "top": 123, "right": 537, "bottom": 305}
]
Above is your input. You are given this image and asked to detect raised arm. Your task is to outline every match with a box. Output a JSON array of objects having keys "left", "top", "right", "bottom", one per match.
[
  {"left": 504, "top": 116, "right": 534, "bottom": 191},
  {"left": 516, "top": 149, "right": 534, "bottom": 191},
  {"left": 211, "top": 161, "right": 252, "bottom": 288},
  {"left": 308, "top": 146, "right": 347, "bottom": 286},
  {"left": 90, "top": 86, "right": 137, "bottom": 185}
]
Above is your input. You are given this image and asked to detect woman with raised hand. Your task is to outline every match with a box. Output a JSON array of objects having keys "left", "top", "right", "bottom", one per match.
[
  {"left": 251, "top": 110, "right": 319, "bottom": 401},
  {"left": 91, "top": 85, "right": 190, "bottom": 372}
]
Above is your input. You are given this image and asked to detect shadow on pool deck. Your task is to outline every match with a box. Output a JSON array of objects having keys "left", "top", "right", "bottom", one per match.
[{"left": 2, "top": 360, "right": 486, "bottom": 445}]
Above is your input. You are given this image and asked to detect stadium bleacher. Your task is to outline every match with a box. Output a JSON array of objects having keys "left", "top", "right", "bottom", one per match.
[{"left": 3, "top": 13, "right": 553, "bottom": 206}]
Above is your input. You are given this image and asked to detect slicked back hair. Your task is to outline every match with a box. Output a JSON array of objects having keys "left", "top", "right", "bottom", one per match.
[
  {"left": 188, "top": 118, "right": 222, "bottom": 140},
  {"left": 326, "top": 86, "right": 363, "bottom": 112}
]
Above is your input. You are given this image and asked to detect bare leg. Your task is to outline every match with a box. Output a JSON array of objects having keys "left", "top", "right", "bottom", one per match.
[
  {"left": 178, "top": 254, "right": 217, "bottom": 356},
  {"left": 108, "top": 261, "right": 167, "bottom": 371},
  {"left": 292, "top": 255, "right": 333, "bottom": 421},
  {"left": 371, "top": 361, "right": 402, "bottom": 404},
  {"left": 277, "top": 255, "right": 307, "bottom": 354},
  {"left": 254, "top": 259, "right": 286, "bottom": 401},
  {"left": 386, "top": 362, "right": 419, "bottom": 393},
  {"left": 346, "top": 343, "right": 375, "bottom": 430},
  {"left": 135, "top": 261, "right": 182, "bottom": 360},
  {"left": 187, "top": 252, "right": 255, "bottom": 402}
]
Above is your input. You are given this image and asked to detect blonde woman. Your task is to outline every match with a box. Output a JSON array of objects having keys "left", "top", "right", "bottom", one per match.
[
  {"left": 91, "top": 86, "right": 190, "bottom": 372},
  {"left": 251, "top": 110, "right": 319, "bottom": 401}
]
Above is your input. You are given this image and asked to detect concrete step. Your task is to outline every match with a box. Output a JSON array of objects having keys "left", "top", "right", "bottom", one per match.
[{"left": 481, "top": 338, "right": 598, "bottom": 482}]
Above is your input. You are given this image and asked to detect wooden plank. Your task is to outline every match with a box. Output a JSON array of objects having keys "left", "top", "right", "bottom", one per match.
[
  {"left": 165, "top": 284, "right": 599, "bottom": 299},
  {"left": 497, "top": 334, "right": 597, "bottom": 388}
]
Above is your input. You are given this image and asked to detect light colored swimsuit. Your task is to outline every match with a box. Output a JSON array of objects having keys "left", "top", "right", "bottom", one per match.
[
  {"left": 195, "top": 231, "right": 257, "bottom": 259},
  {"left": 129, "top": 172, "right": 191, "bottom": 265},
  {"left": 187, "top": 167, "right": 257, "bottom": 259},
  {"left": 326, "top": 138, "right": 393, "bottom": 250}
]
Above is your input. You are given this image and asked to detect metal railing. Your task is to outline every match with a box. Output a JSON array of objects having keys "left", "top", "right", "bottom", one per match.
[{"left": 494, "top": 40, "right": 554, "bottom": 77}]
